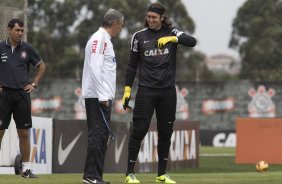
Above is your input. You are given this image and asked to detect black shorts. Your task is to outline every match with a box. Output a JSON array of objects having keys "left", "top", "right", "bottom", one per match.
[{"left": 0, "top": 87, "right": 32, "bottom": 129}]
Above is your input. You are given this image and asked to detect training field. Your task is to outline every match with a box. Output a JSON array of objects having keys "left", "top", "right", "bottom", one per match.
[{"left": 1, "top": 147, "right": 282, "bottom": 184}]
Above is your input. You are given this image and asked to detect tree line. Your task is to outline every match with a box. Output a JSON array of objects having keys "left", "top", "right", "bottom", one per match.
[
  {"left": 230, "top": 0, "right": 282, "bottom": 81},
  {"left": 27, "top": 0, "right": 282, "bottom": 82}
]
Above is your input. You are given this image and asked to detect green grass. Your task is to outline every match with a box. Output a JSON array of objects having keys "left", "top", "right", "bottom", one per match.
[
  {"left": 1, "top": 146, "right": 282, "bottom": 184},
  {"left": 200, "top": 146, "right": 235, "bottom": 155}
]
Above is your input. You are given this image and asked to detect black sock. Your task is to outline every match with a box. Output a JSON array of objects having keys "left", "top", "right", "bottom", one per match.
[
  {"left": 126, "top": 138, "right": 142, "bottom": 176},
  {"left": 157, "top": 140, "right": 171, "bottom": 176}
]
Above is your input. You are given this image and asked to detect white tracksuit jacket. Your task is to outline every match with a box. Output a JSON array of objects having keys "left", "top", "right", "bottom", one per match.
[{"left": 82, "top": 27, "right": 116, "bottom": 101}]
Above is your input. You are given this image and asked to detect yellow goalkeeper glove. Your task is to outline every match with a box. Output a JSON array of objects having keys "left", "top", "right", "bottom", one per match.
[
  {"left": 122, "top": 86, "right": 132, "bottom": 110},
  {"left": 157, "top": 36, "right": 178, "bottom": 49}
]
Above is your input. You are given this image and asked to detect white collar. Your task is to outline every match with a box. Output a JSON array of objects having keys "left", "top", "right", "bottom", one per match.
[{"left": 99, "top": 27, "right": 111, "bottom": 39}]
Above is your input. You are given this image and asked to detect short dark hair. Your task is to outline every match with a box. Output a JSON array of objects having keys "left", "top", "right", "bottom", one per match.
[{"left": 8, "top": 19, "right": 24, "bottom": 29}]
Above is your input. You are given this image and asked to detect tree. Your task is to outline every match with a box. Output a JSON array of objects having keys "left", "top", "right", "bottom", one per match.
[
  {"left": 230, "top": 0, "right": 282, "bottom": 81},
  {"left": 158, "top": 0, "right": 200, "bottom": 81},
  {"left": 27, "top": 0, "right": 197, "bottom": 81},
  {"left": 75, "top": 0, "right": 151, "bottom": 81},
  {"left": 27, "top": 0, "right": 85, "bottom": 79}
]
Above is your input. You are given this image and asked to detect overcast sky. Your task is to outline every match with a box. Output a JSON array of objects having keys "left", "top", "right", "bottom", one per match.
[{"left": 181, "top": 0, "right": 247, "bottom": 58}]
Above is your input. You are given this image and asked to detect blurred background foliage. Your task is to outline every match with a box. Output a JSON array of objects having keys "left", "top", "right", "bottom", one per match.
[
  {"left": 26, "top": 0, "right": 282, "bottom": 82},
  {"left": 230, "top": 0, "right": 282, "bottom": 81},
  {"left": 27, "top": 0, "right": 209, "bottom": 82}
]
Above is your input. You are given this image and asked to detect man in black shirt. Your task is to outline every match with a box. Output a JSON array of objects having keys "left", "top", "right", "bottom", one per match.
[
  {"left": 0, "top": 19, "right": 45, "bottom": 178},
  {"left": 122, "top": 2, "right": 196, "bottom": 184}
]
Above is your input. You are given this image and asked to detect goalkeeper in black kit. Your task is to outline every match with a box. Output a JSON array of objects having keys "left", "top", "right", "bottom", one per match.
[{"left": 122, "top": 2, "right": 196, "bottom": 184}]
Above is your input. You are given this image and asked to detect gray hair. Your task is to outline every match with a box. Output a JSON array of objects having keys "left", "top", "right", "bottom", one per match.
[{"left": 101, "top": 8, "right": 124, "bottom": 28}]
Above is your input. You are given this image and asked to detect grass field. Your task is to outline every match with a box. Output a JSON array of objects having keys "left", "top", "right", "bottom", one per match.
[{"left": 1, "top": 146, "right": 281, "bottom": 184}]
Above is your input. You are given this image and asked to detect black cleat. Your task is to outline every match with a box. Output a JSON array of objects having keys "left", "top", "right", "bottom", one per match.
[
  {"left": 82, "top": 177, "right": 110, "bottom": 184},
  {"left": 21, "top": 169, "right": 37, "bottom": 178}
]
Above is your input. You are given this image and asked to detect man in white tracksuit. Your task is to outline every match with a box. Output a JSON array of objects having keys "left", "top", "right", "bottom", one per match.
[{"left": 81, "top": 8, "right": 124, "bottom": 184}]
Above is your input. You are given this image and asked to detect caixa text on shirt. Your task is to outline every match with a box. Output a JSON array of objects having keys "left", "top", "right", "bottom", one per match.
[{"left": 144, "top": 48, "right": 169, "bottom": 57}]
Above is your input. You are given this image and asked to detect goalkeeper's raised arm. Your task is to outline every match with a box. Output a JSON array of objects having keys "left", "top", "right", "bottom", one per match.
[{"left": 157, "top": 27, "right": 197, "bottom": 49}]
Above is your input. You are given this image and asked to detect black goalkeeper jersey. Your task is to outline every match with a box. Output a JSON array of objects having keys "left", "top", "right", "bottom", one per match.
[{"left": 125, "top": 26, "right": 196, "bottom": 88}]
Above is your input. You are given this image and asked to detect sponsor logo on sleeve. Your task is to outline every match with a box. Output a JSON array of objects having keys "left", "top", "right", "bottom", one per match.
[
  {"left": 1, "top": 53, "right": 7, "bottom": 62},
  {"left": 92, "top": 40, "right": 98, "bottom": 53}
]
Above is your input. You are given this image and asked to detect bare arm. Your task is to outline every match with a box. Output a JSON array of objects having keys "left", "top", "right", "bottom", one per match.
[
  {"left": 24, "top": 60, "right": 46, "bottom": 92},
  {"left": 33, "top": 61, "right": 46, "bottom": 85}
]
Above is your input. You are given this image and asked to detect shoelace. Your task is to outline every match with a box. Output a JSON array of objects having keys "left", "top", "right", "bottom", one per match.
[
  {"left": 164, "top": 174, "right": 171, "bottom": 179},
  {"left": 24, "top": 169, "right": 31, "bottom": 174},
  {"left": 128, "top": 173, "right": 137, "bottom": 180},
  {"left": 158, "top": 174, "right": 171, "bottom": 181}
]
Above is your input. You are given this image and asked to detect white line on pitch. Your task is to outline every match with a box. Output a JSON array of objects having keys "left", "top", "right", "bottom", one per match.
[{"left": 200, "top": 153, "right": 235, "bottom": 157}]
